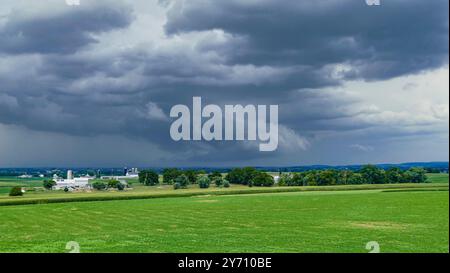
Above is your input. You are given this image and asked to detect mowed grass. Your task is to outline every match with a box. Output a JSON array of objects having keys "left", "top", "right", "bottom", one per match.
[
  {"left": 427, "top": 173, "right": 449, "bottom": 184},
  {"left": 0, "top": 177, "right": 43, "bottom": 195},
  {"left": 0, "top": 183, "right": 447, "bottom": 207},
  {"left": 0, "top": 189, "right": 447, "bottom": 253},
  {"left": 0, "top": 176, "right": 43, "bottom": 186}
]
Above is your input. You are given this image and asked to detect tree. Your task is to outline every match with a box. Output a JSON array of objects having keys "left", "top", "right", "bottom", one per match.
[
  {"left": 92, "top": 181, "right": 107, "bottom": 190},
  {"left": 360, "top": 165, "right": 386, "bottom": 184},
  {"left": 338, "top": 170, "right": 354, "bottom": 185},
  {"left": 107, "top": 180, "right": 121, "bottom": 188},
  {"left": 174, "top": 174, "right": 189, "bottom": 189},
  {"left": 213, "top": 176, "right": 224, "bottom": 187},
  {"left": 347, "top": 173, "right": 364, "bottom": 185},
  {"left": 291, "top": 173, "right": 305, "bottom": 186},
  {"left": 184, "top": 170, "right": 199, "bottom": 184},
  {"left": 404, "top": 167, "right": 427, "bottom": 183},
  {"left": 163, "top": 168, "right": 182, "bottom": 184},
  {"left": 223, "top": 179, "right": 230, "bottom": 188},
  {"left": 278, "top": 173, "right": 292, "bottom": 186},
  {"left": 197, "top": 176, "right": 211, "bottom": 189},
  {"left": 303, "top": 172, "right": 318, "bottom": 186},
  {"left": 317, "top": 170, "right": 338, "bottom": 186},
  {"left": 251, "top": 172, "right": 275, "bottom": 187},
  {"left": 9, "top": 187, "right": 23, "bottom": 196},
  {"left": 139, "top": 170, "right": 159, "bottom": 186},
  {"left": 43, "top": 180, "right": 56, "bottom": 190},
  {"left": 226, "top": 168, "right": 244, "bottom": 184},
  {"left": 226, "top": 167, "right": 258, "bottom": 185},
  {"left": 386, "top": 167, "right": 403, "bottom": 184},
  {"left": 208, "top": 171, "right": 223, "bottom": 181}
]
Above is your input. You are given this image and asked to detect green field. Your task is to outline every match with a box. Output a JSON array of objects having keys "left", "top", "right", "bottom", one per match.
[
  {"left": 0, "top": 173, "right": 447, "bottom": 206},
  {"left": 0, "top": 188, "right": 447, "bottom": 253},
  {"left": 427, "top": 173, "right": 450, "bottom": 184},
  {"left": 0, "top": 176, "right": 43, "bottom": 194},
  {"left": 0, "top": 174, "right": 448, "bottom": 253}
]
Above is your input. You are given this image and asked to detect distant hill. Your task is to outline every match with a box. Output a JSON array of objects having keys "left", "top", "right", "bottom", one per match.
[
  {"left": 256, "top": 162, "right": 449, "bottom": 173},
  {"left": 0, "top": 162, "right": 448, "bottom": 177}
]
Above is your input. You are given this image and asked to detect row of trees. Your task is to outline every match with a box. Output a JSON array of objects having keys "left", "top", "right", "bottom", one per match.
[
  {"left": 226, "top": 167, "right": 275, "bottom": 187},
  {"left": 92, "top": 180, "right": 125, "bottom": 191},
  {"left": 139, "top": 169, "right": 206, "bottom": 186},
  {"left": 137, "top": 165, "right": 428, "bottom": 190},
  {"left": 138, "top": 169, "right": 231, "bottom": 189},
  {"left": 278, "top": 165, "right": 428, "bottom": 186}
]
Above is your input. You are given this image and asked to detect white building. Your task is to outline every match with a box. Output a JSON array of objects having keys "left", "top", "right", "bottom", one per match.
[
  {"left": 273, "top": 175, "right": 280, "bottom": 183},
  {"left": 101, "top": 167, "right": 139, "bottom": 180},
  {"left": 67, "top": 170, "right": 74, "bottom": 180},
  {"left": 53, "top": 170, "right": 92, "bottom": 190}
]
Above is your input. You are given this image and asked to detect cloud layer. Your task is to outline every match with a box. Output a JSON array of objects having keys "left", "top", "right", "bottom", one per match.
[{"left": 0, "top": 0, "right": 448, "bottom": 167}]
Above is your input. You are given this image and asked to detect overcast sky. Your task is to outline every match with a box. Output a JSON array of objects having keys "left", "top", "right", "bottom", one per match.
[{"left": 0, "top": 0, "right": 448, "bottom": 167}]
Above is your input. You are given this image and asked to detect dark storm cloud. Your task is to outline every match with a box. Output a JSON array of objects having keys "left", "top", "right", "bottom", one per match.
[
  {"left": 0, "top": 0, "right": 448, "bottom": 166},
  {"left": 0, "top": 2, "right": 133, "bottom": 54},
  {"left": 165, "top": 0, "right": 449, "bottom": 80}
]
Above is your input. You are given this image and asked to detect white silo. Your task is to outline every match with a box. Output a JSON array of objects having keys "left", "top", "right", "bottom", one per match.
[{"left": 67, "top": 170, "right": 74, "bottom": 180}]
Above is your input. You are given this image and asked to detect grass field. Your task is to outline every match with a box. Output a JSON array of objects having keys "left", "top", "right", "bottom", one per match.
[
  {"left": 0, "top": 174, "right": 447, "bottom": 253},
  {"left": 427, "top": 173, "right": 450, "bottom": 184},
  {"left": 0, "top": 177, "right": 43, "bottom": 195},
  {"left": 0, "top": 173, "right": 447, "bottom": 206},
  {"left": 0, "top": 188, "right": 447, "bottom": 253}
]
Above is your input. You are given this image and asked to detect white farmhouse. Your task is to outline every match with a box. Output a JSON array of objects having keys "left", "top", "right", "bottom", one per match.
[{"left": 53, "top": 170, "right": 92, "bottom": 190}]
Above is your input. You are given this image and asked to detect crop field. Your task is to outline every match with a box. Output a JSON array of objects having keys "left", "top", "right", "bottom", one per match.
[
  {"left": 427, "top": 173, "right": 450, "bottom": 184},
  {"left": 0, "top": 173, "right": 447, "bottom": 204},
  {"left": 0, "top": 174, "right": 447, "bottom": 253},
  {"left": 0, "top": 177, "right": 43, "bottom": 195},
  {"left": 0, "top": 186, "right": 448, "bottom": 253}
]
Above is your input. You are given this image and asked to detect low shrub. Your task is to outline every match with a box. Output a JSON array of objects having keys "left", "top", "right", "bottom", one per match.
[
  {"left": 9, "top": 187, "right": 23, "bottom": 197},
  {"left": 208, "top": 171, "right": 222, "bottom": 181},
  {"left": 174, "top": 174, "right": 189, "bottom": 189},
  {"left": 223, "top": 180, "right": 230, "bottom": 188},
  {"left": 43, "top": 180, "right": 56, "bottom": 190},
  {"left": 251, "top": 172, "right": 275, "bottom": 187},
  {"left": 139, "top": 170, "right": 159, "bottom": 186},
  {"left": 107, "top": 180, "right": 120, "bottom": 189},
  {"left": 214, "top": 177, "right": 224, "bottom": 187},
  {"left": 198, "top": 176, "right": 211, "bottom": 189},
  {"left": 92, "top": 181, "right": 107, "bottom": 191},
  {"left": 173, "top": 182, "right": 181, "bottom": 190}
]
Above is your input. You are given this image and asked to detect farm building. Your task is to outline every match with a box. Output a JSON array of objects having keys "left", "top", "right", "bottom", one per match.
[{"left": 53, "top": 170, "right": 92, "bottom": 190}]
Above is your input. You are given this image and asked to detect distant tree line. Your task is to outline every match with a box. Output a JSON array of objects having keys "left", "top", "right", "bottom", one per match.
[
  {"left": 136, "top": 165, "right": 428, "bottom": 190},
  {"left": 278, "top": 165, "right": 428, "bottom": 186},
  {"left": 225, "top": 167, "right": 274, "bottom": 187},
  {"left": 91, "top": 180, "right": 125, "bottom": 191},
  {"left": 138, "top": 169, "right": 230, "bottom": 190}
]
